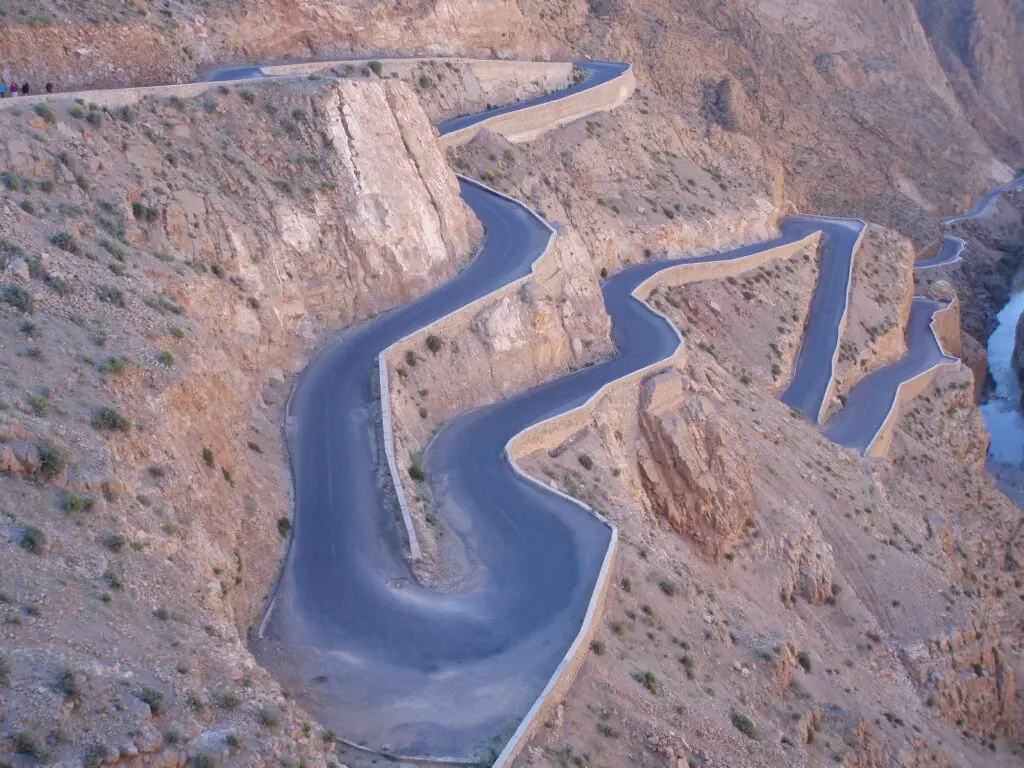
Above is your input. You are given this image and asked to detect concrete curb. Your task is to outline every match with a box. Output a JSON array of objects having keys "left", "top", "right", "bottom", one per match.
[
  {"left": 377, "top": 173, "right": 557, "bottom": 563},
  {"left": 863, "top": 298, "right": 961, "bottom": 457}
]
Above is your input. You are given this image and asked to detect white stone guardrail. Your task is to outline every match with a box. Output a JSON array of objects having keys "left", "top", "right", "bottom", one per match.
[{"left": 863, "top": 299, "right": 961, "bottom": 457}]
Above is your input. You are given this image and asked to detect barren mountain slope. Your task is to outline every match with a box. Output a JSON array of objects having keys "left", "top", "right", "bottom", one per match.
[
  {"left": 1, "top": 0, "right": 1020, "bottom": 243},
  {"left": 913, "top": 0, "right": 1024, "bottom": 161},
  {"left": 0, "top": 77, "right": 479, "bottom": 766}
]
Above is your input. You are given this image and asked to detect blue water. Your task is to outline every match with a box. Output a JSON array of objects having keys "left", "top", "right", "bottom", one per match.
[{"left": 980, "top": 270, "right": 1024, "bottom": 464}]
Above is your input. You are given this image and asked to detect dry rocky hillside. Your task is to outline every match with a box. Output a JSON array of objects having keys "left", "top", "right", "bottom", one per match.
[
  {"left": 0, "top": 75, "right": 481, "bottom": 765},
  {"left": 0, "top": 2, "right": 1022, "bottom": 768}
]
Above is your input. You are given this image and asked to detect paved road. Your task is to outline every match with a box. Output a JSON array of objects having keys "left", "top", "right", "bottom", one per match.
[
  {"left": 205, "top": 65, "right": 266, "bottom": 81},
  {"left": 824, "top": 298, "right": 958, "bottom": 452},
  {"left": 941, "top": 174, "right": 1024, "bottom": 224},
  {"left": 437, "top": 61, "right": 630, "bottom": 136},
  {"left": 914, "top": 235, "right": 965, "bottom": 270},
  {"left": 777, "top": 217, "right": 864, "bottom": 422}
]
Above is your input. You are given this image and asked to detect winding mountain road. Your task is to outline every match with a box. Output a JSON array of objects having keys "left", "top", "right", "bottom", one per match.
[{"left": 250, "top": 59, "right": 966, "bottom": 762}]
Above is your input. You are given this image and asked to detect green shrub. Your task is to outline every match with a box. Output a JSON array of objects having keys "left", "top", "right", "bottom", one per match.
[
  {"left": 55, "top": 665, "right": 83, "bottom": 700},
  {"left": 156, "top": 350, "right": 174, "bottom": 366},
  {"left": 14, "top": 730, "right": 47, "bottom": 759},
  {"left": 169, "top": 325, "right": 186, "bottom": 338},
  {"left": 84, "top": 744, "right": 109, "bottom": 768},
  {"left": 96, "top": 284, "right": 126, "bottom": 307},
  {"left": 425, "top": 334, "right": 443, "bottom": 353},
  {"left": 222, "top": 467, "right": 234, "bottom": 486},
  {"left": 2, "top": 284, "right": 35, "bottom": 314},
  {"left": 238, "top": 90, "right": 255, "bottom": 104},
  {"left": 50, "top": 230, "right": 81, "bottom": 255},
  {"left": 105, "top": 533, "right": 127, "bottom": 552},
  {"left": 98, "top": 356, "right": 127, "bottom": 375},
  {"left": 70, "top": 103, "right": 87, "bottom": 119},
  {"left": 138, "top": 686, "right": 165, "bottom": 715},
  {"left": 658, "top": 579, "right": 677, "bottom": 597},
  {"left": 256, "top": 705, "right": 281, "bottom": 727},
  {"left": 103, "top": 570, "right": 124, "bottom": 590},
  {"left": 38, "top": 440, "right": 65, "bottom": 479},
  {"left": 101, "top": 481, "right": 121, "bottom": 503},
  {"left": 409, "top": 462, "right": 426, "bottom": 481},
  {"left": 632, "top": 670, "right": 659, "bottom": 695},
  {"left": 731, "top": 711, "right": 758, "bottom": 739},
  {"left": 153, "top": 607, "right": 170, "bottom": 621},
  {"left": 27, "top": 392, "right": 49, "bottom": 417},
  {"left": 368, "top": 60, "right": 383, "bottom": 76},
  {"left": 277, "top": 517, "right": 291, "bottom": 537},
  {"left": 202, "top": 447, "right": 214, "bottom": 467},
  {"left": 797, "top": 650, "right": 812, "bottom": 673},
  {"left": 0, "top": 651, "right": 10, "bottom": 684},
  {"left": 20, "top": 525, "right": 46, "bottom": 554},
  {"left": 577, "top": 453, "right": 593, "bottom": 470},
  {"left": 92, "top": 406, "right": 131, "bottom": 432},
  {"left": 62, "top": 492, "right": 95, "bottom": 513},
  {"left": 216, "top": 689, "right": 241, "bottom": 709},
  {"left": 33, "top": 103, "right": 57, "bottom": 125}
]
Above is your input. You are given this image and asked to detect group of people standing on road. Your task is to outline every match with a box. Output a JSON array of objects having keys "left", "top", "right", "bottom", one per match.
[{"left": 0, "top": 80, "right": 56, "bottom": 98}]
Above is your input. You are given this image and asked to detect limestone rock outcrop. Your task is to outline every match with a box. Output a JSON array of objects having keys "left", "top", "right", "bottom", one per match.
[{"left": 636, "top": 368, "right": 754, "bottom": 557}]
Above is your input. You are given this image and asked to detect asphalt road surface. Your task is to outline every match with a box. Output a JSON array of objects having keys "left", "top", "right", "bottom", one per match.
[
  {"left": 824, "top": 298, "right": 958, "bottom": 452},
  {"left": 778, "top": 216, "right": 864, "bottom": 422},
  {"left": 437, "top": 60, "right": 630, "bottom": 136},
  {"left": 914, "top": 235, "right": 965, "bottom": 270}
]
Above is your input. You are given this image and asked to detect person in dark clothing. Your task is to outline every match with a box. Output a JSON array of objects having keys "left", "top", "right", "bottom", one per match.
[
  {"left": 21, "top": 83, "right": 30, "bottom": 96},
  {"left": 10, "top": 83, "right": 18, "bottom": 96},
  {"left": 45, "top": 83, "right": 54, "bottom": 94}
]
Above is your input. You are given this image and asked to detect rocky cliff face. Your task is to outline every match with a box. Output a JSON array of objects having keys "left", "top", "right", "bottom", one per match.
[
  {"left": 637, "top": 368, "right": 754, "bottom": 559},
  {"left": 913, "top": 0, "right": 1024, "bottom": 162},
  {"left": 0, "top": 77, "right": 476, "bottom": 765}
]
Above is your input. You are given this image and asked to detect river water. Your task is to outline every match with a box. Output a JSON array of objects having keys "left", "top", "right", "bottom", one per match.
[{"left": 980, "top": 268, "right": 1024, "bottom": 464}]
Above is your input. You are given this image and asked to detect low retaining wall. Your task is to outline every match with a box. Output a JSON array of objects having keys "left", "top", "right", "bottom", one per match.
[
  {"left": 633, "top": 233, "right": 821, "bottom": 303},
  {"left": 438, "top": 65, "right": 635, "bottom": 149},
  {"left": 864, "top": 301, "right": 961, "bottom": 458},
  {"left": 378, "top": 175, "right": 557, "bottom": 563},
  {"left": 0, "top": 76, "right": 279, "bottom": 112}
]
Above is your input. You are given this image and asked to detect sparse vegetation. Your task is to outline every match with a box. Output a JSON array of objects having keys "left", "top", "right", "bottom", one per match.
[
  {"left": 38, "top": 440, "right": 65, "bottom": 479},
  {"left": 34, "top": 102, "right": 58, "bottom": 125},
  {"left": 277, "top": 517, "right": 291, "bottom": 537},
  {"left": 3, "top": 284, "right": 35, "bottom": 314},
  {"left": 50, "top": 230, "right": 81, "bottom": 255},
  {"left": 632, "top": 670, "right": 660, "bottom": 694},
  {"left": 20, "top": 525, "right": 46, "bottom": 554},
  {"left": 256, "top": 705, "right": 282, "bottom": 727},
  {"left": 426, "top": 334, "right": 443, "bottom": 353},
  {"left": 409, "top": 462, "right": 426, "bottom": 481},
  {"left": 138, "top": 686, "right": 165, "bottom": 715},
  {"left": 731, "top": 711, "right": 758, "bottom": 739},
  {"left": 203, "top": 447, "right": 215, "bottom": 467},
  {"left": 92, "top": 406, "right": 131, "bottom": 432}
]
